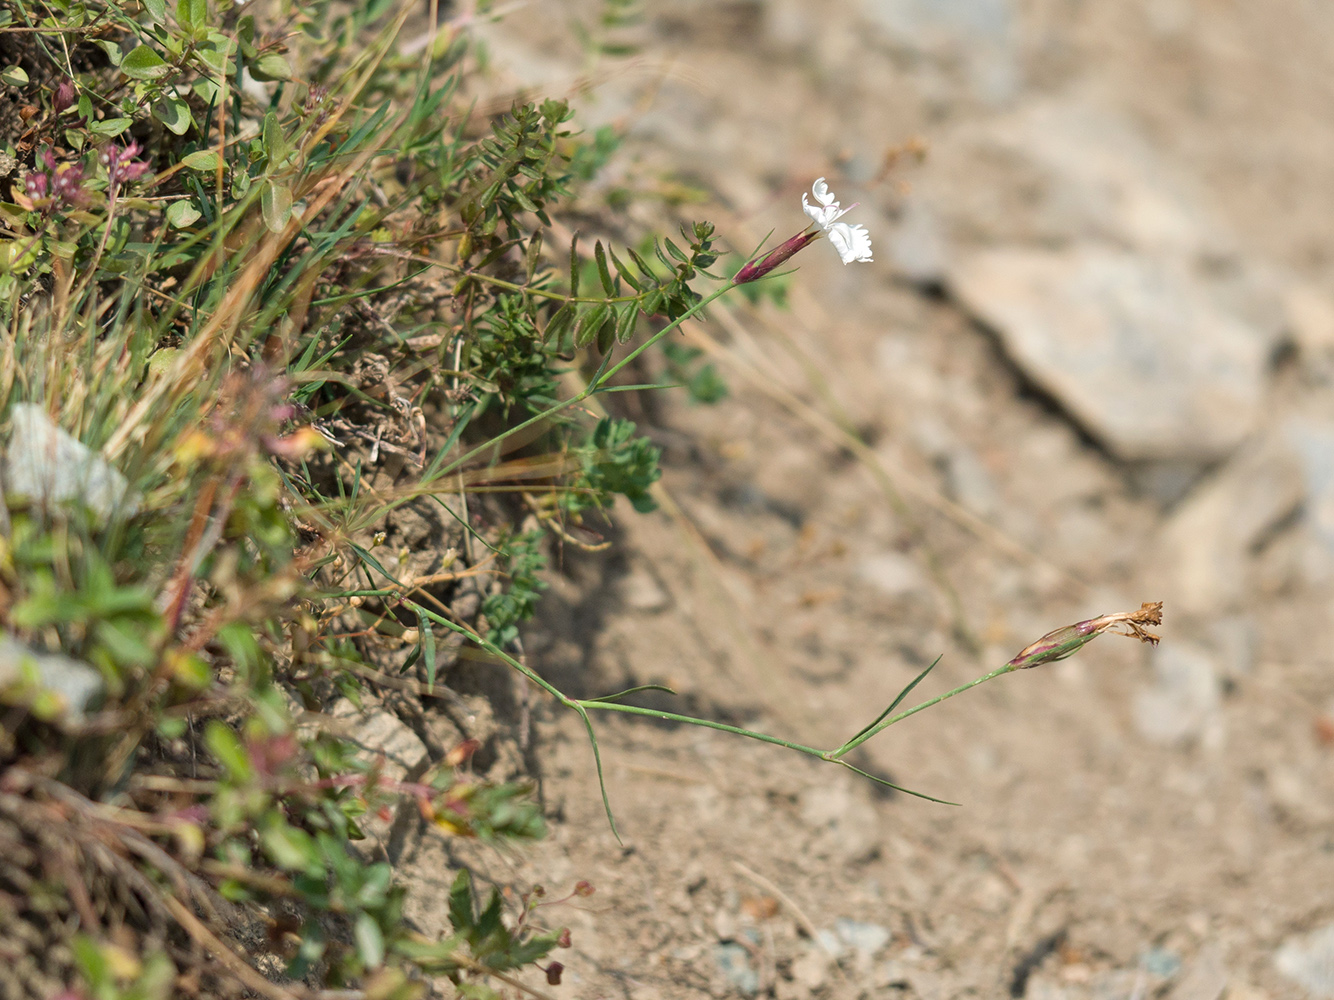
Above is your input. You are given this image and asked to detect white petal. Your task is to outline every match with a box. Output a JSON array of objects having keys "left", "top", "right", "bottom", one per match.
[
  {"left": 826, "top": 222, "right": 873, "bottom": 264},
  {"left": 810, "top": 177, "right": 836, "bottom": 207},
  {"left": 803, "top": 193, "right": 840, "bottom": 227}
]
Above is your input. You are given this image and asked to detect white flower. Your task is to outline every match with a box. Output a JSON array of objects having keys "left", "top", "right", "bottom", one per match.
[
  {"left": 826, "top": 221, "right": 873, "bottom": 264},
  {"left": 801, "top": 177, "right": 873, "bottom": 264}
]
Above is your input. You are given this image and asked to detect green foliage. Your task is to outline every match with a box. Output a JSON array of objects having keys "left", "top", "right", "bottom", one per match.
[
  {"left": 564, "top": 417, "right": 662, "bottom": 515},
  {"left": 661, "top": 341, "right": 729, "bottom": 404},
  {"left": 482, "top": 528, "right": 548, "bottom": 647},
  {"left": 396, "top": 870, "right": 563, "bottom": 991},
  {"left": 0, "top": 0, "right": 823, "bottom": 995}
]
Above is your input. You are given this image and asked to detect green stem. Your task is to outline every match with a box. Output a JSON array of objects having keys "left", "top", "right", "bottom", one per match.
[
  {"left": 828, "top": 663, "right": 1016, "bottom": 760},
  {"left": 591, "top": 284, "right": 731, "bottom": 390},
  {"left": 431, "top": 283, "right": 732, "bottom": 481},
  {"left": 577, "top": 699, "right": 825, "bottom": 757}
]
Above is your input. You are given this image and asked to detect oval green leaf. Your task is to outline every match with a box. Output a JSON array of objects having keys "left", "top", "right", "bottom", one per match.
[
  {"left": 166, "top": 199, "right": 201, "bottom": 228},
  {"left": 249, "top": 52, "right": 292, "bottom": 81},
  {"left": 88, "top": 117, "right": 132, "bottom": 137},
  {"left": 152, "top": 94, "right": 193, "bottom": 135},
  {"left": 181, "top": 149, "right": 219, "bottom": 171},
  {"left": 260, "top": 179, "right": 292, "bottom": 233},
  {"left": 121, "top": 44, "right": 170, "bottom": 80}
]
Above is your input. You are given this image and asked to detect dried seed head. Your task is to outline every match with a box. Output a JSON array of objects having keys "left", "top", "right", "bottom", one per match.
[{"left": 1007, "top": 602, "right": 1163, "bottom": 670}]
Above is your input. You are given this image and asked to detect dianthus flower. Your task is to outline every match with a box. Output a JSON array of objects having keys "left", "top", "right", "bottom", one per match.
[{"left": 734, "top": 176, "right": 873, "bottom": 284}]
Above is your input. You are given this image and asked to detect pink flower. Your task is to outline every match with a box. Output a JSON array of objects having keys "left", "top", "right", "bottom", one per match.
[{"left": 100, "top": 141, "right": 150, "bottom": 187}]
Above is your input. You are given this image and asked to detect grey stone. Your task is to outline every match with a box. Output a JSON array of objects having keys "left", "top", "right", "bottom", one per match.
[
  {"left": 713, "top": 942, "right": 759, "bottom": 995},
  {"left": 911, "top": 418, "right": 1000, "bottom": 517},
  {"left": 1204, "top": 616, "right": 1259, "bottom": 682},
  {"left": 328, "top": 701, "right": 429, "bottom": 783},
  {"left": 1133, "top": 642, "right": 1222, "bottom": 748},
  {"left": 1153, "top": 433, "right": 1305, "bottom": 614},
  {"left": 857, "top": 550, "right": 927, "bottom": 599},
  {"left": 1276, "top": 923, "right": 1334, "bottom": 998},
  {"left": 933, "top": 100, "right": 1231, "bottom": 257},
  {"left": 0, "top": 634, "right": 103, "bottom": 724},
  {"left": 5, "top": 403, "right": 138, "bottom": 525},
  {"left": 619, "top": 565, "right": 670, "bottom": 613},
  {"left": 835, "top": 917, "right": 891, "bottom": 958},
  {"left": 951, "top": 247, "right": 1272, "bottom": 463},
  {"left": 799, "top": 774, "right": 882, "bottom": 863},
  {"left": 790, "top": 945, "right": 833, "bottom": 989}
]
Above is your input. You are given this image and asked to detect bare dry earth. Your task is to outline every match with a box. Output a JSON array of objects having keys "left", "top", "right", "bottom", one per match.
[{"left": 393, "top": 3, "right": 1334, "bottom": 998}]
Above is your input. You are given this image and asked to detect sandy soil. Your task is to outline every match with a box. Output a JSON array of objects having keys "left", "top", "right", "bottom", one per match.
[{"left": 393, "top": 3, "right": 1334, "bottom": 997}]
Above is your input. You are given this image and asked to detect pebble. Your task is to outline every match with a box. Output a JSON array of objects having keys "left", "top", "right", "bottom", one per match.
[
  {"left": 1276, "top": 923, "right": 1334, "bottom": 998},
  {"left": 1167, "top": 944, "right": 1228, "bottom": 1000},
  {"left": 835, "top": 917, "right": 891, "bottom": 958},
  {"left": 619, "top": 565, "right": 671, "bottom": 613},
  {"left": 790, "top": 945, "right": 832, "bottom": 990},
  {"left": 1286, "top": 419, "right": 1334, "bottom": 581},
  {"left": 713, "top": 942, "right": 759, "bottom": 995},
  {"left": 887, "top": 195, "right": 950, "bottom": 286},
  {"left": 1133, "top": 642, "right": 1223, "bottom": 748},
  {"left": 799, "top": 775, "right": 882, "bottom": 863},
  {"left": 857, "top": 551, "right": 928, "bottom": 599}
]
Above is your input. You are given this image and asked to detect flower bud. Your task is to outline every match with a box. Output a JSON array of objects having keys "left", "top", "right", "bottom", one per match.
[
  {"left": 732, "top": 231, "right": 818, "bottom": 285},
  {"left": 545, "top": 961, "right": 564, "bottom": 986},
  {"left": 53, "top": 78, "right": 75, "bottom": 114}
]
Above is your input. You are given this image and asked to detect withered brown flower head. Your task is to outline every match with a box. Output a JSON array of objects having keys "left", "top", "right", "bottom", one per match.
[{"left": 1007, "top": 602, "right": 1164, "bottom": 670}]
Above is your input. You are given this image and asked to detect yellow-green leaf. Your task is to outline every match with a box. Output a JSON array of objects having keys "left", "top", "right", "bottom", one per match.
[
  {"left": 181, "top": 149, "right": 219, "bottom": 171},
  {"left": 260, "top": 179, "right": 292, "bottom": 233}
]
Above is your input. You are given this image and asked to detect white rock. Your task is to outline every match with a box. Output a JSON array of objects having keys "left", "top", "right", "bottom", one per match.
[
  {"left": 799, "top": 773, "right": 882, "bottom": 863},
  {"left": 329, "top": 701, "right": 429, "bottom": 783},
  {"left": 0, "top": 634, "right": 103, "bottom": 724},
  {"left": 1153, "top": 433, "right": 1305, "bottom": 614},
  {"left": 790, "top": 945, "right": 833, "bottom": 989},
  {"left": 930, "top": 100, "right": 1230, "bottom": 258},
  {"left": 951, "top": 247, "right": 1272, "bottom": 462},
  {"left": 5, "top": 403, "right": 138, "bottom": 524},
  {"left": 1276, "top": 923, "right": 1334, "bottom": 999},
  {"left": 619, "top": 565, "right": 670, "bottom": 612},
  {"left": 835, "top": 917, "right": 891, "bottom": 958},
  {"left": 1167, "top": 944, "right": 1228, "bottom": 1000}
]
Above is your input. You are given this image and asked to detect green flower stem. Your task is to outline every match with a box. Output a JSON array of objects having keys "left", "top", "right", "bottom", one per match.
[
  {"left": 827, "top": 662, "right": 1017, "bottom": 760},
  {"left": 432, "top": 283, "right": 732, "bottom": 482},
  {"left": 576, "top": 699, "right": 825, "bottom": 757},
  {"left": 589, "top": 284, "right": 732, "bottom": 389}
]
